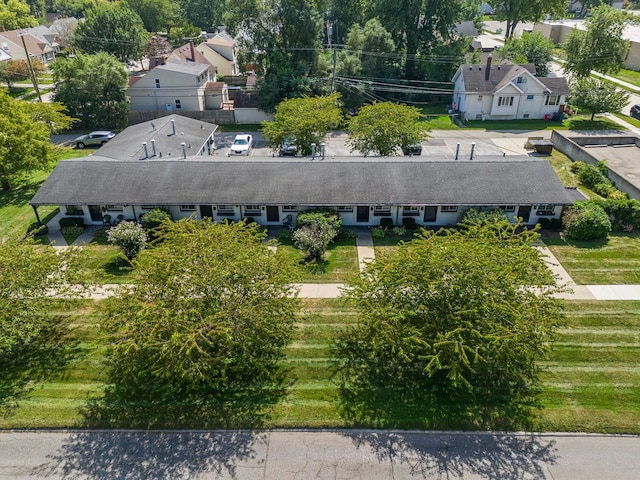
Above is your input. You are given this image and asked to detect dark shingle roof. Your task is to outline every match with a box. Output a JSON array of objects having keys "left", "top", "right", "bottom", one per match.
[
  {"left": 30, "top": 158, "right": 575, "bottom": 207},
  {"left": 457, "top": 61, "right": 567, "bottom": 95},
  {"left": 95, "top": 115, "right": 217, "bottom": 161}
]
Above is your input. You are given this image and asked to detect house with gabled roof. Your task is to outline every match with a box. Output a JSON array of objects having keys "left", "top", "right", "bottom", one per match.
[
  {"left": 196, "top": 32, "right": 239, "bottom": 76},
  {"left": 0, "top": 29, "right": 56, "bottom": 64},
  {"left": 452, "top": 58, "right": 569, "bottom": 121},
  {"left": 127, "top": 60, "right": 215, "bottom": 112},
  {"left": 30, "top": 116, "right": 579, "bottom": 229}
]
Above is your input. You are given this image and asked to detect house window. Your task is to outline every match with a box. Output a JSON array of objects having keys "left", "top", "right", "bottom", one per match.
[
  {"left": 337, "top": 206, "right": 354, "bottom": 212},
  {"left": 526, "top": 94, "right": 534, "bottom": 100},
  {"left": 175, "top": 99, "right": 182, "bottom": 109},
  {"left": 498, "top": 96, "right": 514, "bottom": 107},
  {"left": 545, "top": 95, "right": 560, "bottom": 106},
  {"left": 536, "top": 204, "right": 555, "bottom": 216},
  {"left": 477, "top": 95, "right": 483, "bottom": 101},
  {"left": 106, "top": 205, "right": 123, "bottom": 211},
  {"left": 180, "top": 205, "right": 196, "bottom": 211},
  {"left": 373, "top": 205, "right": 391, "bottom": 216},
  {"left": 244, "top": 205, "right": 262, "bottom": 215},
  {"left": 282, "top": 205, "right": 298, "bottom": 212},
  {"left": 65, "top": 205, "right": 83, "bottom": 215},
  {"left": 402, "top": 206, "right": 420, "bottom": 216},
  {"left": 516, "top": 76, "right": 527, "bottom": 84},
  {"left": 523, "top": 113, "right": 530, "bottom": 119},
  {"left": 155, "top": 79, "right": 160, "bottom": 88},
  {"left": 217, "top": 205, "right": 234, "bottom": 216},
  {"left": 441, "top": 205, "right": 458, "bottom": 213},
  {"left": 141, "top": 205, "right": 159, "bottom": 209},
  {"left": 501, "top": 205, "right": 516, "bottom": 212}
]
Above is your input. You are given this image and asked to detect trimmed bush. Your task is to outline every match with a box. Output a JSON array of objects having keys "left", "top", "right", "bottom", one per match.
[
  {"left": 458, "top": 208, "right": 508, "bottom": 225},
  {"left": 371, "top": 227, "right": 386, "bottom": 238},
  {"left": 140, "top": 208, "right": 173, "bottom": 230},
  {"left": 392, "top": 226, "right": 407, "bottom": 236},
  {"left": 296, "top": 210, "right": 342, "bottom": 233},
  {"left": 59, "top": 217, "right": 84, "bottom": 228},
  {"left": 380, "top": 217, "right": 394, "bottom": 228},
  {"left": 562, "top": 203, "right": 611, "bottom": 241},
  {"left": 592, "top": 198, "right": 640, "bottom": 231},
  {"left": 107, "top": 221, "right": 148, "bottom": 260},
  {"left": 569, "top": 161, "right": 586, "bottom": 174},
  {"left": 337, "top": 228, "right": 358, "bottom": 239},
  {"left": 402, "top": 217, "right": 418, "bottom": 230}
]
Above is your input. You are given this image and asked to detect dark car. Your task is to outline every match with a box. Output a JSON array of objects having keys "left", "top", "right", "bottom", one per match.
[
  {"left": 74, "top": 131, "right": 115, "bottom": 149},
  {"left": 631, "top": 104, "right": 640, "bottom": 120},
  {"left": 279, "top": 137, "right": 298, "bottom": 156},
  {"left": 401, "top": 143, "right": 422, "bottom": 156}
]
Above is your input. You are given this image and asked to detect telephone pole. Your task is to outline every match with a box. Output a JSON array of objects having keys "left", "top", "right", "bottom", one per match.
[
  {"left": 18, "top": 33, "right": 42, "bottom": 102},
  {"left": 327, "top": 20, "right": 337, "bottom": 93}
]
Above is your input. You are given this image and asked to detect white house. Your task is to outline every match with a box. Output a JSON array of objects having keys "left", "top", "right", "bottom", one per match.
[
  {"left": 0, "top": 29, "right": 57, "bottom": 64},
  {"left": 197, "top": 32, "right": 239, "bottom": 77},
  {"left": 451, "top": 58, "right": 569, "bottom": 121},
  {"left": 127, "top": 60, "right": 215, "bottom": 112}
]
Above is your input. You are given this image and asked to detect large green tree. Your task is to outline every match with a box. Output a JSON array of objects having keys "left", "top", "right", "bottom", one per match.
[
  {"left": 0, "top": 58, "right": 45, "bottom": 89},
  {"left": 178, "top": 0, "right": 224, "bottom": 31},
  {"left": 51, "top": 52, "right": 129, "bottom": 130},
  {"left": 0, "top": 0, "right": 37, "bottom": 29},
  {"left": 262, "top": 93, "right": 343, "bottom": 156},
  {"left": 72, "top": 1, "right": 148, "bottom": 62},
  {"left": 496, "top": 31, "right": 555, "bottom": 77},
  {"left": 124, "top": 0, "right": 180, "bottom": 33},
  {"left": 90, "top": 219, "right": 299, "bottom": 428},
  {"left": 0, "top": 89, "right": 74, "bottom": 190},
  {"left": 346, "top": 101, "right": 428, "bottom": 156},
  {"left": 333, "top": 220, "right": 564, "bottom": 429},
  {"left": 563, "top": 4, "right": 639, "bottom": 78},
  {"left": 569, "top": 77, "right": 629, "bottom": 121},
  {"left": 488, "top": 0, "right": 566, "bottom": 39}
]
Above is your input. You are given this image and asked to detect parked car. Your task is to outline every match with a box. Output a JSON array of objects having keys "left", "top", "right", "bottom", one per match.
[
  {"left": 229, "top": 134, "right": 253, "bottom": 156},
  {"left": 401, "top": 143, "right": 423, "bottom": 156},
  {"left": 631, "top": 104, "right": 640, "bottom": 120},
  {"left": 279, "top": 136, "right": 298, "bottom": 156},
  {"left": 74, "top": 131, "right": 115, "bottom": 149}
]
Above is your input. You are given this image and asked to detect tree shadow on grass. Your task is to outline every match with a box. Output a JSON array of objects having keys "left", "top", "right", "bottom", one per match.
[
  {"left": 33, "top": 429, "right": 266, "bottom": 480},
  {"left": 0, "top": 315, "right": 79, "bottom": 415},
  {"left": 341, "top": 430, "right": 558, "bottom": 480},
  {"left": 567, "top": 118, "right": 624, "bottom": 131}
]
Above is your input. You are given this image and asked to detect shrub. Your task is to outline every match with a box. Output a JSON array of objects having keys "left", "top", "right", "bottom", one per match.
[
  {"left": 140, "top": 208, "right": 172, "bottom": 231},
  {"left": 458, "top": 208, "right": 508, "bottom": 226},
  {"left": 392, "top": 226, "right": 407, "bottom": 236},
  {"left": 296, "top": 210, "right": 342, "bottom": 233},
  {"left": 562, "top": 203, "right": 611, "bottom": 241},
  {"left": 337, "top": 228, "right": 358, "bottom": 239},
  {"left": 591, "top": 198, "right": 640, "bottom": 231},
  {"left": 276, "top": 229, "right": 293, "bottom": 242},
  {"left": 26, "top": 222, "right": 48, "bottom": 238},
  {"left": 59, "top": 217, "right": 84, "bottom": 228},
  {"left": 380, "top": 218, "right": 394, "bottom": 228},
  {"left": 243, "top": 216, "right": 256, "bottom": 224},
  {"left": 371, "top": 226, "right": 386, "bottom": 238},
  {"left": 292, "top": 222, "right": 336, "bottom": 261},
  {"left": 107, "top": 221, "right": 148, "bottom": 260},
  {"left": 402, "top": 217, "right": 418, "bottom": 230},
  {"left": 570, "top": 161, "right": 586, "bottom": 174},
  {"left": 61, "top": 225, "right": 85, "bottom": 237}
]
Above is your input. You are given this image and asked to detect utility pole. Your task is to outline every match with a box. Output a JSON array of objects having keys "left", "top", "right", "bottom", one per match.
[
  {"left": 327, "top": 19, "right": 337, "bottom": 93},
  {"left": 18, "top": 33, "right": 42, "bottom": 102}
]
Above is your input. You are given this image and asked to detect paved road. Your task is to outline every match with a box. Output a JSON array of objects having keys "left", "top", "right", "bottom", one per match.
[{"left": 1, "top": 430, "right": 639, "bottom": 479}]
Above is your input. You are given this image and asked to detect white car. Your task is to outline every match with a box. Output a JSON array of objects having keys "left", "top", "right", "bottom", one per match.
[{"left": 229, "top": 134, "right": 253, "bottom": 156}]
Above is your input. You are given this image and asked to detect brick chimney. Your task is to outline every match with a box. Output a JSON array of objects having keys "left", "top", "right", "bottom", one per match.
[{"left": 485, "top": 54, "right": 492, "bottom": 81}]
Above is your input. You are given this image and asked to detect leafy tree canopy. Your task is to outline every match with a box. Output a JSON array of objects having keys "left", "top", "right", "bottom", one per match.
[
  {"left": 0, "top": 0, "right": 37, "bottom": 29},
  {"left": 72, "top": 1, "right": 148, "bottom": 62},
  {"left": 346, "top": 101, "right": 428, "bottom": 156},
  {"left": 89, "top": 219, "right": 299, "bottom": 428},
  {"left": 333, "top": 220, "right": 564, "bottom": 429},
  {"left": 496, "top": 31, "right": 555, "bottom": 77},
  {"left": 0, "top": 58, "right": 45, "bottom": 88},
  {"left": 51, "top": 52, "right": 129, "bottom": 130},
  {"left": 178, "top": 0, "right": 224, "bottom": 32},
  {"left": 569, "top": 76, "right": 629, "bottom": 120},
  {"left": 563, "top": 4, "right": 640, "bottom": 78},
  {"left": 489, "top": 0, "right": 566, "bottom": 39},
  {"left": 124, "top": 0, "right": 180, "bottom": 33},
  {"left": 0, "top": 88, "right": 74, "bottom": 190},
  {"left": 262, "top": 93, "right": 343, "bottom": 156}
]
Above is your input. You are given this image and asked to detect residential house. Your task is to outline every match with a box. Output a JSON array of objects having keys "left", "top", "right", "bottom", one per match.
[
  {"left": 30, "top": 117, "right": 578, "bottom": 229},
  {"left": 451, "top": 58, "right": 569, "bottom": 121},
  {"left": 0, "top": 29, "right": 57, "bottom": 64},
  {"left": 167, "top": 40, "right": 215, "bottom": 69},
  {"left": 127, "top": 60, "right": 215, "bottom": 112},
  {"left": 197, "top": 31, "right": 239, "bottom": 76}
]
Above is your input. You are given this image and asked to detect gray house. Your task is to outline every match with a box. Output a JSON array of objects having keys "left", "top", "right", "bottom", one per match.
[{"left": 31, "top": 115, "right": 577, "bottom": 228}]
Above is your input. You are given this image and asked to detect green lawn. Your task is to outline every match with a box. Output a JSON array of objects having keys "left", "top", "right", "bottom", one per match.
[
  {"left": 609, "top": 68, "right": 640, "bottom": 88},
  {"left": 277, "top": 237, "right": 358, "bottom": 283},
  {"left": 536, "top": 300, "right": 640, "bottom": 434},
  {"left": 544, "top": 233, "right": 640, "bottom": 284},
  {"left": 463, "top": 115, "right": 623, "bottom": 131}
]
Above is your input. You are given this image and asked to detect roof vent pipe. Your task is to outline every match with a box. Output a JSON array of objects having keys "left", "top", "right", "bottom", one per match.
[
  {"left": 181, "top": 142, "right": 187, "bottom": 159},
  {"left": 171, "top": 119, "right": 176, "bottom": 135},
  {"left": 320, "top": 142, "right": 325, "bottom": 160},
  {"left": 142, "top": 142, "right": 149, "bottom": 159},
  {"left": 470, "top": 142, "right": 476, "bottom": 160},
  {"left": 150, "top": 139, "right": 156, "bottom": 156},
  {"left": 311, "top": 143, "right": 316, "bottom": 160}
]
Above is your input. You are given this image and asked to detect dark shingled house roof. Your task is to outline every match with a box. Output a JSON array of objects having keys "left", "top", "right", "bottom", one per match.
[{"left": 30, "top": 158, "right": 576, "bottom": 207}]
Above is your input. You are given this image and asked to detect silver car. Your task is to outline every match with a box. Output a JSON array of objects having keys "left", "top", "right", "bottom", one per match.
[{"left": 74, "top": 131, "right": 115, "bottom": 149}]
